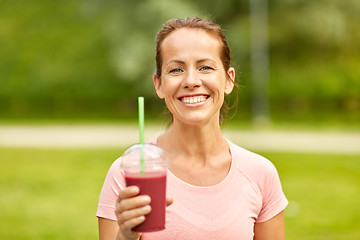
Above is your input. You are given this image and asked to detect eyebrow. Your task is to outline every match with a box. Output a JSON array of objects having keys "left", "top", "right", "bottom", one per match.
[
  {"left": 165, "top": 60, "right": 185, "bottom": 66},
  {"left": 197, "top": 58, "right": 216, "bottom": 64},
  {"left": 165, "top": 58, "right": 216, "bottom": 67}
]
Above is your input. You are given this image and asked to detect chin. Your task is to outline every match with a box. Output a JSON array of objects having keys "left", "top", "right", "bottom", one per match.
[{"left": 176, "top": 114, "right": 219, "bottom": 126}]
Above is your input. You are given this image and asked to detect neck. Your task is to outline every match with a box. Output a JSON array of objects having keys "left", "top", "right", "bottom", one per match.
[{"left": 158, "top": 118, "right": 227, "bottom": 162}]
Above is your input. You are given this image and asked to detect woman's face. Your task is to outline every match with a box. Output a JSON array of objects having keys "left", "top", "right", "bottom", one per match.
[{"left": 153, "top": 28, "right": 235, "bottom": 126}]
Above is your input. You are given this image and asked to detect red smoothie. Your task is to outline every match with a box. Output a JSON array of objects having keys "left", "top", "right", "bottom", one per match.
[{"left": 125, "top": 171, "right": 167, "bottom": 232}]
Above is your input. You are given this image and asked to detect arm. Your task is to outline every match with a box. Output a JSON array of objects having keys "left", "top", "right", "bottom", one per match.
[
  {"left": 98, "top": 186, "right": 174, "bottom": 240},
  {"left": 98, "top": 217, "right": 120, "bottom": 240},
  {"left": 98, "top": 186, "right": 147, "bottom": 240},
  {"left": 98, "top": 217, "right": 143, "bottom": 240},
  {"left": 253, "top": 210, "right": 285, "bottom": 240}
]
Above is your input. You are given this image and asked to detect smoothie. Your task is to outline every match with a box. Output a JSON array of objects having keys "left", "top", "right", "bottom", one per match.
[{"left": 125, "top": 171, "right": 167, "bottom": 232}]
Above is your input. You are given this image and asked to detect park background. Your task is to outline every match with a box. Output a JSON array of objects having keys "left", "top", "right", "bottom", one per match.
[{"left": 0, "top": 0, "right": 359, "bottom": 239}]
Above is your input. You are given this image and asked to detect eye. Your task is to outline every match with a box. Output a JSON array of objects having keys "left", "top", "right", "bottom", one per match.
[
  {"left": 199, "top": 66, "right": 214, "bottom": 71},
  {"left": 169, "top": 68, "right": 183, "bottom": 73}
]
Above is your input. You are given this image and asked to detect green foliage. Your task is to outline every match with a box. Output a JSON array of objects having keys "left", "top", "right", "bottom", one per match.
[
  {"left": 0, "top": 0, "right": 359, "bottom": 122},
  {"left": 268, "top": 0, "right": 360, "bottom": 117},
  {"left": 0, "top": 147, "right": 359, "bottom": 239}
]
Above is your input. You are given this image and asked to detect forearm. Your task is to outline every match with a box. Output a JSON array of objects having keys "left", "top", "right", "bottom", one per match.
[
  {"left": 116, "top": 231, "right": 141, "bottom": 240},
  {"left": 253, "top": 211, "right": 285, "bottom": 240}
]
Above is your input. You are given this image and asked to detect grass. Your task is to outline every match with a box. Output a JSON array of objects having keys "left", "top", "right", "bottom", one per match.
[
  {"left": 0, "top": 147, "right": 122, "bottom": 240},
  {"left": 264, "top": 152, "right": 360, "bottom": 240},
  {"left": 0, "top": 147, "right": 359, "bottom": 239}
]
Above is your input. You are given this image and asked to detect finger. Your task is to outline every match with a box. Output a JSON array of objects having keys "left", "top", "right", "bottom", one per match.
[
  {"left": 120, "top": 216, "right": 145, "bottom": 238},
  {"left": 166, "top": 197, "right": 174, "bottom": 207},
  {"left": 117, "top": 205, "right": 151, "bottom": 224},
  {"left": 116, "top": 195, "right": 151, "bottom": 214},
  {"left": 117, "top": 186, "right": 140, "bottom": 203}
]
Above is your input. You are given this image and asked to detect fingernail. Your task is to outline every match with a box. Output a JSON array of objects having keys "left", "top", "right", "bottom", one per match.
[
  {"left": 142, "top": 196, "right": 151, "bottom": 203},
  {"left": 137, "top": 216, "right": 145, "bottom": 222},
  {"left": 130, "top": 186, "right": 139, "bottom": 193},
  {"left": 142, "top": 205, "right": 151, "bottom": 212}
]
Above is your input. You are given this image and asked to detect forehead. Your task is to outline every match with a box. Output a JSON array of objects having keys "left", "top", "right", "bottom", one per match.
[{"left": 160, "top": 28, "right": 221, "bottom": 61}]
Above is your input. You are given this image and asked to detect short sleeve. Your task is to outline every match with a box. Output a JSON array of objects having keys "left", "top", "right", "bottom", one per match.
[
  {"left": 96, "top": 158, "right": 125, "bottom": 221},
  {"left": 256, "top": 161, "right": 288, "bottom": 223}
]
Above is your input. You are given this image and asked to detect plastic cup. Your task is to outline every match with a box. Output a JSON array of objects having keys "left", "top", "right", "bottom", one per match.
[{"left": 120, "top": 144, "right": 168, "bottom": 232}]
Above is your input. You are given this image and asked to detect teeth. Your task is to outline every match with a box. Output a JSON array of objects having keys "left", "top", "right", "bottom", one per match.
[{"left": 181, "top": 96, "right": 207, "bottom": 104}]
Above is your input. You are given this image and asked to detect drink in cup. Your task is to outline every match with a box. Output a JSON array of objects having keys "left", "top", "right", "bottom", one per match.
[{"left": 120, "top": 144, "right": 168, "bottom": 232}]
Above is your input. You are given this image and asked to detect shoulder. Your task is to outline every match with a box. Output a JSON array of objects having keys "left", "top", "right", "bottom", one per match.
[
  {"left": 102, "top": 156, "right": 126, "bottom": 192},
  {"left": 108, "top": 156, "right": 123, "bottom": 175},
  {"left": 229, "top": 141, "right": 277, "bottom": 175},
  {"left": 228, "top": 140, "right": 288, "bottom": 222},
  {"left": 228, "top": 141, "right": 280, "bottom": 192}
]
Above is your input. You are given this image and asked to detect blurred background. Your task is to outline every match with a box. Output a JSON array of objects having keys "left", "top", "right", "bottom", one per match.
[
  {"left": 1, "top": 0, "right": 359, "bottom": 126},
  {"left": 0, "top": 0, "right": 359, "bottom": 239}
]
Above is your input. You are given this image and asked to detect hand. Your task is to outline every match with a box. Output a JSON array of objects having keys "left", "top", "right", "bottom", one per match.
[
  {"left": 115, "top": 186, "right": 174, "bottom": 240},
  {"left": 115, "top": 186, "right": 149, "bottom": 240}
]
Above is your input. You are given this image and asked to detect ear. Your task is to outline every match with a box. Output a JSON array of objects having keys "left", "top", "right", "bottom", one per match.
[
  {"left": 224, "top": 67, "right": 235, "bottom": 95},
  {"left": 153, "top": 73, "right": 165, "bottom": 99}
]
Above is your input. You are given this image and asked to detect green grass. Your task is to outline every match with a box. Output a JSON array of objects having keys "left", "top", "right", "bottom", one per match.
[
  {"left": 0, "top": 147, "right": 123, "bottom": 240},
  {"left": 263, "top": 152, "right": 360, "bottom": 240},
  {"left": 0, "top": 148, "right": 359, "bottom": 239}
]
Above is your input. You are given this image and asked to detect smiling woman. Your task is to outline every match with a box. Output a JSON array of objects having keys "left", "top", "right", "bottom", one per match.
[
  {"left": 152, "top": 26, "right": 235, "bottom": 126},
  {"left": 155, "top": 18, "right": 238, "bottom": 125},
  {"left": 97, "top": 17, "right": 288, "bottom": 240}
]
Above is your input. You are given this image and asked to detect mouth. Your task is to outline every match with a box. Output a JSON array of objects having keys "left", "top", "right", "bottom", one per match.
[{"left": 178, "top": 95, "right": 209, "bottom": 104}]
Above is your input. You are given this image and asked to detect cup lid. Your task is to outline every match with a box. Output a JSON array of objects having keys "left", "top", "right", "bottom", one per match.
[{"left": 120, "top": 144, "right": 168, "bottom": 170}]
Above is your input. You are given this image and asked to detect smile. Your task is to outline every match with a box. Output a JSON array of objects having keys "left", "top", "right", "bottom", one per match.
[{"left": 179, "top": 95, "right": 209, "bottom": 104}]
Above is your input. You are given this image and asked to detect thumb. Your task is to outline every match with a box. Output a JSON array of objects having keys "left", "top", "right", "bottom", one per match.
[{"left": 166, "top": 197, "right": 174, "bottom": 207}]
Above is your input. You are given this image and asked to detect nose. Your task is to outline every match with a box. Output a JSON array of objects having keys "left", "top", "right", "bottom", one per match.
[{"left": 183, "top": 68, "right": 201, "bottom": 89}]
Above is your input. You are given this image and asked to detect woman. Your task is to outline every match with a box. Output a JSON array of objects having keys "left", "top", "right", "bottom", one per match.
[{"left": 97, "top": 17, "right": 288, "bottom": 240}]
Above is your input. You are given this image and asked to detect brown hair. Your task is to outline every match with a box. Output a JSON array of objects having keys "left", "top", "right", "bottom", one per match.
[
  {"left": 154, "top": 17, "right": 238, "bottom": 123},
  {"left": 155, "top": 17, "right": 232, "bottom": 78}
]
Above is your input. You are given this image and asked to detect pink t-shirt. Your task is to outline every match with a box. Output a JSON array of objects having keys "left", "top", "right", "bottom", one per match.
[{"left": 96, "top": 139, "right": 288, "bottom": 239}]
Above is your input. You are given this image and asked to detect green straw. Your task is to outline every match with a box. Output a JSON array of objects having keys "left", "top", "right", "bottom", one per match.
[{"left": 138, "top": 96, "right": 145, "bottom": 174}]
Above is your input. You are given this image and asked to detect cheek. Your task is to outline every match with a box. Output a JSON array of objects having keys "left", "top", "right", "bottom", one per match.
[
  {"left": 208, "top": 76, "right": 226, "bottom": 94},
  {"left": 163, "top": 77, "right": 181, "bottom": 93}
]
